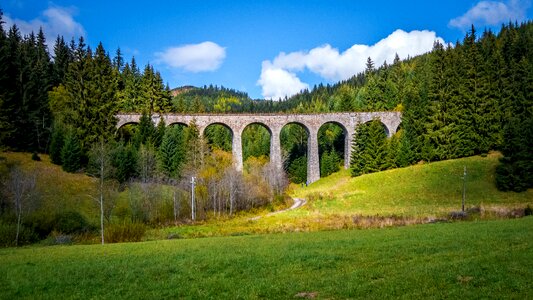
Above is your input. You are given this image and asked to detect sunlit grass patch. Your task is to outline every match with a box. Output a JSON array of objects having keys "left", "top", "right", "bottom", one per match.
[{"left": 1, "top": 217, "right": 532, "bottom": 299}]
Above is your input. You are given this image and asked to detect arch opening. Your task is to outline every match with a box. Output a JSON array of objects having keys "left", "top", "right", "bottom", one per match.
[
  {"left": 280, "top": 122, "right": 309, "bottom": 184},
  {"left": 242, "top": 123, "right": 272, "bottom": 167},
  {"left": 204, "top": 123, "right": 233, "bottom": 152},
  {"left": 116, "top": 123, "right": 139, "bottom": 143},
  {"left": 318, "top": 122, "right": 346, "bottom": 178},
  {"left": 168, "top": 122, "right": 189, "bottom": 128}
]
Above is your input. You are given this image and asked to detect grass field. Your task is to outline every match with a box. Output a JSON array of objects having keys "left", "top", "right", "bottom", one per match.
[{"left": 1, "top": 217, "right": 532, "bottom": 299}]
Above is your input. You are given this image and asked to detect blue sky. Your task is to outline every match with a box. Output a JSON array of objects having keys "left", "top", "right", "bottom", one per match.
[{"left": 2, "top": 0, "right": 532, "bottom": 99}]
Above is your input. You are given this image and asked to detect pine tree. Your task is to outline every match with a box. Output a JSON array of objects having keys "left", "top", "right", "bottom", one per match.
[
  {"left": 112, "top": 47, "right": 124, "bottom": 73},
  {"left": 0, "top": 12, "right": 13, "bottom": 147},
  {"left": 139, "top": 65, "right": 170, "bottom": 114},
  {"left": 112, "top": 142, "right": 138, "bottom": 183},
  {"left": 320, "top": 150, "right": 333, "bottom": 177},
  {"left": 495, "top": 55, "right": 533, "bottom": 192},
  {"left": 3, "top": 25, "right": 23, "bottom": 150},
  {"left": 61, "top": 129, "right": 83, "bottom": 173},
  {"left": 52, "top": 36, "right": 71, "bottom": 86},
  {"left": 154, "top": 117, "right": 166, "bottom": 148},
  {"left": 350, "top": 122, "right": 369, "bottom": 176},
  {"left": 133, "top": 112, "right": 155, "bottom": 147},
  {"left": 288, "top": 156, "right": 307, "bottom": 184},
  {"left": 424, "top": 42, "right": 460, "bottom": 161},
  {"left": 158, "top": 126, "right": 186, "bottom": 178},
  {"left": 350, "top": 120, "right": 388, "bottom": 176},
  {"left": 83, "top": 42, "right": 118, "bottom": 146},
  {"left": 364, "top": 120, "right": 389, "bottom": 173},
  {"left": 49, "top": 121, "right": 65, "bottom": 165}
]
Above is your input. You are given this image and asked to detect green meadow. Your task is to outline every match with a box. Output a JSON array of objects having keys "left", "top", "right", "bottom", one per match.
[
  {"left": 1, "top": 217, "right": 532, "bottom": 299},
  {"left": 149, "top": 152, "right": 532, "bottom": 239}
]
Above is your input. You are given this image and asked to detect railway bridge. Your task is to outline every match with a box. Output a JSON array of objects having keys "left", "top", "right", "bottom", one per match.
[{"left": 116, "top": 112, "right": 402, "bottom": 184}]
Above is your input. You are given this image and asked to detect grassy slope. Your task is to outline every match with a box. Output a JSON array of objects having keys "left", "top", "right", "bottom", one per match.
[
  {"left": 152, "top": 153, "right": 532, "bottom": 238},
  {"left": 1, "top": 217, "right": 532, "bottom": 299},
  {"left": 0, "top": 152, "right": 97, "bottom": 219},
  {"left": 292, "top": 152, "right": 532, "bottom": 217}
]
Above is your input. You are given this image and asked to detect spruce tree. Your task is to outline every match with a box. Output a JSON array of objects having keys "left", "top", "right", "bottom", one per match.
[
  {"left": 133, "top": 112, "right": 155, "bottom": 147},
  {"left": 350, "top": 122, "right": 370, "bottom": 176},
  {"left": 49, "top": 121, "right": 65, "bottom": 165},
  {"left": 61, "top": 129, "right": 83, "bottom": 173},
  {"left": 154, "top": 117, "right": 166, "bottom": 148},
  {"left": 52, "top": 36, "right": 71, "bottom": 85},
  {"left": 158, "top": 126, "right": 185, "bottom": 178},
  {"left": 364, "top": 120, "right": 389, "bottom": 173},
  {"left": 495, "top": 55, "right": 533, "bottom": 192},
  {"left": 113, "top": 142, "right": 138, "bottom": 183},
  {"left": 350, "top": 120, "right": 388, "bottom": 176}
]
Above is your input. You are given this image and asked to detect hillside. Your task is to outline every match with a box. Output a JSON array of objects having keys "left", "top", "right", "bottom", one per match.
[
  {"left": 2, "top": 152, "right": 531, "bottom": 242},
  {"left": 0, "top": 152, "right": 97, "bottom": 220},
  {"left": 149, "top": 152, "right": 532, "bottom": 239},
  {"left": 292, "top": 152, "right": 532, "bottom": 217}
]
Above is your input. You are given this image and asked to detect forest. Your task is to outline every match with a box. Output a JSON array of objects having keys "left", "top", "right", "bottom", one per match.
[{"left": 0, "top": 6, "right": 531, "bottom": 246}]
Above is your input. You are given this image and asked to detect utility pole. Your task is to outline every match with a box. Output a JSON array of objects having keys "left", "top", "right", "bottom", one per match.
[
  {"left": 462, "top": 166, "right": 467, "bottom": 212},
  {"left": 191, "top": 176, "right": 196, "bottom": 221}
]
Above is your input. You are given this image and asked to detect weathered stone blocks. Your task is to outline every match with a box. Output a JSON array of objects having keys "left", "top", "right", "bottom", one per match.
[{"left": 116, "top": 112, "right": 401, "bottom": 184}]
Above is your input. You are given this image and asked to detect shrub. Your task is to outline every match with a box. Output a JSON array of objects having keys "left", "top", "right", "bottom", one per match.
[
  {"left": 28, "top": 211, "right": 93, "bottom": 238},
  {"left": 31, "top": 152, "right": 41, "bottom": 161},
  {"left": 55, "top": 211, "right": 92, "bottom": 234},
  {"left": 104, "top": 222, "right": 146, "bottom": 243},
  {"left": 525, "top": 205, "right": 533, "bottom": 216},
  {"left": 0, "top": 222, "right": 38, "bottom": 247}
]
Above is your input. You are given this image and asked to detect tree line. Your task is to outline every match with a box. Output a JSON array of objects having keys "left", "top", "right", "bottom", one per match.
[{"left": 340, "top": 23, "right": 532, "bottom": 192}]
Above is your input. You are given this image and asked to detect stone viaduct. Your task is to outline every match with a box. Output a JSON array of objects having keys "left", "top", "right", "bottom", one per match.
[{"left": 116, "top": 112, "right": 402, "bottom": 184}]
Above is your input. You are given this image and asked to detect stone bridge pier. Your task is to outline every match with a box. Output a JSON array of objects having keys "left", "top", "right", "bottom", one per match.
[{"left": 116, "top": 112, "right": 402, "bottom": 184}]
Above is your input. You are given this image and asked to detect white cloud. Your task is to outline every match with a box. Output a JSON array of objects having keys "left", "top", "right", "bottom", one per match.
[
  {"left": 3, "top": 6, "right": 85, "bottom": 49},
  {"left": 257, "top": 61, "right": 309, "bottom": 100},
  {"left": 449, "top": 0, "right": 531, "bottom": 30},
  {"left": 155, "top": 41, "right": 226, "bottom": 73},
  {"left": 258, "top": 29, "right": 444, "bottom": 100}
]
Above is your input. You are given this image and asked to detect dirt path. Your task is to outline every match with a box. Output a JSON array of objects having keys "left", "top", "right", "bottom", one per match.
[{"left": 249, "top": 197, "right": 307, "bottom": 221}]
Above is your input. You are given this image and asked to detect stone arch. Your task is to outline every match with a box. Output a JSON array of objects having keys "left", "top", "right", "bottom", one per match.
[
  {"left": 203, "top": 122, "right": 234, "bottom": 152},
  {"left": 282, "top": 121, "right": 311, "bottom": 135},
  {"left": 317, "top": 121, "right": 348, "bottom": 174},
  {"left": 362, "top": 119, "right": 390, "bottom": 137},
  {"left": 167, "top": 122, "right": 189, "bottom": 128},
  {"left": 241, "top": 122, "right": 273, "bottom": 164},
  {"left": 395, "top": 122, "right": 403, "bottom": 134},
  {"left": 280, "top": 122, "right": 317, "bottom": 184},
  {"left": 116, "top": 121, "right": 139, "bottom": 130},
  {"left": 115, "top": 122, "right": 140, "bottom": 143}
]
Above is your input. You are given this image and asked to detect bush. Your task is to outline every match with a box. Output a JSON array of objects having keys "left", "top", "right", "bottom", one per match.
[
  {"left": 525, "top": 205, "right": 533, "bottom": 216},
  {"left": 104, "top": 222, "right": 146, "bottom": 243},
  {"left": 28, "top": 211, "right": 93, "bottom": 238},
  {"left": 0, "top": 222, "right": 38, "bottom": 247},
  {"left": 55, "top": 211, "right": 92, "bottom": 234},
  {"left": 31, "top": 152, "right": 41, "bottom": 161}
]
